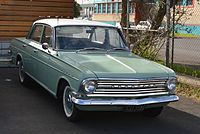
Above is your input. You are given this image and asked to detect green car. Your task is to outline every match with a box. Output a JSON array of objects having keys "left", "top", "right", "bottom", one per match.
[{"left": 11, "top": 19, "right": 179, "bottom": 121}]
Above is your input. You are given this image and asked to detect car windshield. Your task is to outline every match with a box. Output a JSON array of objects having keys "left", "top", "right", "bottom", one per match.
[{"left": 55, "top": 26, "right": 127, "bottom": 51}]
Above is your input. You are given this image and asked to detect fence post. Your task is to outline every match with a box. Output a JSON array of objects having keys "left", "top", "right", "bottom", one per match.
[{"left": 166, "top": 0, "right": 171, "bottom": 67}]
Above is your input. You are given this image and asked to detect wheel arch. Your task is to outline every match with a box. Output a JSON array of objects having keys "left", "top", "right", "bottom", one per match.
[
  {"left": 16, "top": 53, "right": 23, "bottom": 65},
  {"left": 56, "top": 78, "right": 71, "bottom": 99}
]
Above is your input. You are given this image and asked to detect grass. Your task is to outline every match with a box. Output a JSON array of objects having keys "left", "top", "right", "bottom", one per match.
[
  {"left": 154, "top": 60, "right": 200, "bottom": 78},
  {"left": 173, "top": 64, "right": 200, "bottom": 101},
  {"left": 177, "top": 82, "right": 200, "bottom": 102},
  {"left": 172, "top": 64, "right": 200, "bottom": 78}
]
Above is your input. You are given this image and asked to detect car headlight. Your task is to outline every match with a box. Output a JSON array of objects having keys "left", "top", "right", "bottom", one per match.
[
  {"left": 83, "top": 81, "right": 96, "bottom": 93},
  {"left": 167, "top": 78, "right": 176, "bottom": 94}
]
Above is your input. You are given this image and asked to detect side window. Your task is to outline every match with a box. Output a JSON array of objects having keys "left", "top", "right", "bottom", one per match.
[
  {"left": 41, "top": 26, "right": 53, "bottom": 47},
  {"left": 109, "top": 29, "right": 123, "bottom": 48},
  {"left": 30, "top": 25, "right": 43, "bottom": 42}
]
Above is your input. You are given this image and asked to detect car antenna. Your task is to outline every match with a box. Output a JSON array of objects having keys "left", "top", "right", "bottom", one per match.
[{"left": 56, "top": 16, "right": 59, "bottom": 25}]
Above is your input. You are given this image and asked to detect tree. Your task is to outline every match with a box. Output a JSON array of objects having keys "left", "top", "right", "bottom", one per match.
[
  {"left": 74, "top": 1, "right": 82, "bottom": 18},
  {"left": 120, "top": 0, "right": 191, "bottom": 60},
  {"left": 121, "top": 0, "right": 128, "bottom": 28},
  {"left": 151, "top": 0, "right": 167, "bottom": 30}
]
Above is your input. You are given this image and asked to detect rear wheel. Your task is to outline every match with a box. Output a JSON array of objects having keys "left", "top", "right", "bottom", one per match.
[
  {"left": 142, "top": 107, "right": 163, "bottom": 117},
  {"left": 63, "top": 86, "right": 80, "bottom": 121},
  {"left": 17, "top": 60, "right": 30, "bottom": 85}
]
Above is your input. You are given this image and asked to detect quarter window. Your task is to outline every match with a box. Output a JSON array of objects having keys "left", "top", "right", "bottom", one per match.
[{"left": 41, "top": 26, "right": 53, "bottom": 47}]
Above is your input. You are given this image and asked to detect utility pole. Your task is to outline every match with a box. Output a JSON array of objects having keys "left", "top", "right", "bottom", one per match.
[
  {"left": 171, "top": 0, "right": 176, "bottom": 68},
  {"left": 166, "top": 0, "right": 171, "bottom": 67}
]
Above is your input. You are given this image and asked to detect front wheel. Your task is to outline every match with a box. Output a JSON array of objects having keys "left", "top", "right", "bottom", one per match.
[
  {"left": 142, "top": 107, "right": 163, "bottom": 117},
  {"left": 63, "top": 86, "right": 80, "bottom": 121}
]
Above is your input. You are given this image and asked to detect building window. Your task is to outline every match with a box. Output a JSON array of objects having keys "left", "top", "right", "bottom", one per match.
[
  {"left": 129, "top": 2, "right": 134, "bottom": 13},
  {"left": 185, "top": 0, "right": 193, "bottom": 5},
  {"left": 112, "top": 3, "right": 116, "bottom": 13},
  {"left": 118, "top": 2, "right": 122, "bottom": 13},
  {"left": 176, "top": 0, "right": 193, "bottom": 6},
  {"left": 94, "top": 4, "right": 98, "bottom": 13},
  {"left": 107, "top": 3, "right": 111, "bottom": 13},
  {"left": 102, "top": 3, "right": 106, "bottom": 13},
  {"left": 98, "top": 4, "right": 101, "bottom": 13}
]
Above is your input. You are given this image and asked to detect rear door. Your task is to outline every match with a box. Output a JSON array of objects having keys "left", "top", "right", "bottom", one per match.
[{"left": 26, "top": 24, "right": 44, "bottom": 78}]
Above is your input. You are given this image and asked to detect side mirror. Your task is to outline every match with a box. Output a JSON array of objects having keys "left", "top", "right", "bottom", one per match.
[
  {"left": 130, "top": 44, "right": 135, "bottom": 51},
  {"left": 42, "top": 43, "right": 49, "bottom": 50}
]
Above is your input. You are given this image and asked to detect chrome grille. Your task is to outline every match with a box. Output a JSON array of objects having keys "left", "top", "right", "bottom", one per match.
[{"left": 88, "top": 79, "right": 169, "bottom": 97}]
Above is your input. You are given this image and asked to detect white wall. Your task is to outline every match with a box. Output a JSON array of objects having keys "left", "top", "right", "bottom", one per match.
[{"left": 76, "top": 0, "right": 94, "bottom": 4}]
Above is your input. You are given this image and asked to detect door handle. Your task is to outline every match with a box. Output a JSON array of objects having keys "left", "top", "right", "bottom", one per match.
[{"left": 33, "top": 49, "right": 38, "bottom": 53}]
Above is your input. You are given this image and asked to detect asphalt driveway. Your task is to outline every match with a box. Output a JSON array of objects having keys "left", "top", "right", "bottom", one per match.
[{"left": 0, "top": 68, "right": 200, "bottom": 134}]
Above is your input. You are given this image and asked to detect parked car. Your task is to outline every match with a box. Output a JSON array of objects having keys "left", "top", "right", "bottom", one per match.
[
  {"left": 130, "top": 21, "right": 165, "bottom": 32},
  {"left": 10, "top": 19, "right": 179, "bottom": 121},
  {"left": 130, "top": 21, "right": 151, "bottom": 30}
]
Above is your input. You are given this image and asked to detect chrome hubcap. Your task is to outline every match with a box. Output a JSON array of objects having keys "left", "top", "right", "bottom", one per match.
[{"left": 18, "top": 61, "right": 25, "bottom": 82}]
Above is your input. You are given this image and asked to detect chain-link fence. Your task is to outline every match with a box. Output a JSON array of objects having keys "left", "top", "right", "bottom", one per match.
[
  {"left": 166, "top": 0, "right": 200, "bottom": 77},
  {"left": 126, "top": 0, "right": 200, "bottom": 78}
]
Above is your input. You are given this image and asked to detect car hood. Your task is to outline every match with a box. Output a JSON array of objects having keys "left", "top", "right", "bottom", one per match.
[{"left": 58, "top": 51, "right": 174, "bottom": 78}]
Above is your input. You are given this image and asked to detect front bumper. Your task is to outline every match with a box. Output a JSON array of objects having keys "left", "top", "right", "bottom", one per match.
[{"left": 72, "top": 95, "right": 179, "bottom": 106}]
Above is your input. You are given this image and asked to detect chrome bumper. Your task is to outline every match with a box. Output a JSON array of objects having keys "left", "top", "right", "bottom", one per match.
[{"left": 72, "top": 95, "right": 179, "bottom": 106}]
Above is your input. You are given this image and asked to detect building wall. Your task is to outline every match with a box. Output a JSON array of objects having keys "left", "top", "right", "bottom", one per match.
[
  {"left": 92, "top": 0, "right": 135, "bottom": 23},
  {"left": 92, "top": 14, "right": 135, "bottom": 23},
  {"left": 175, "top": 0, "right": 200, "bottom": 35},
  {"left": 186, "top": 1, "right": 200, "bottom": 25},
  {"left": 176, "top": 0, "right": 200, "bottom": 25}
]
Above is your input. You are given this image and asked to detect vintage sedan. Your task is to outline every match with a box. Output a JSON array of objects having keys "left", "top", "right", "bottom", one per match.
[{"left": 11, "top": 19, "right": 179, "bottom": 121}]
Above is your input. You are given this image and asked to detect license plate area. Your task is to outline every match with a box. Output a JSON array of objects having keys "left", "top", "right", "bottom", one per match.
[{"left": 123, "top": 105, "right": 144, "bottom": 112}]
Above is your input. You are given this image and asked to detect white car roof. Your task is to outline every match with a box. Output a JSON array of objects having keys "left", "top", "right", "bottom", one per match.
[{"left": 34, "top": 18, "right": 115, "bottom": 28}]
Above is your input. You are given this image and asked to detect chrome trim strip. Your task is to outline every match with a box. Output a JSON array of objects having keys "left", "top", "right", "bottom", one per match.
[
  {"left": 72, "top": 95, "right": 179, "bottom": 105},
  {"left": 96, "top": 87, "right": 166, "bottom": 92},
  {"left": 12, "top": 44, "right": 79, "bottom": 81},
  {"left": 87, "top": 92, "right": 169, "bottom": 97},
  {"left": 93, "top": 90, "right": 166, "bottom": 94},
  {"left": 97, "top": 82, "right": 166, "bottom": 85},
  {"left": 26, "top": 72, "right": 56, "bottom": 96}
]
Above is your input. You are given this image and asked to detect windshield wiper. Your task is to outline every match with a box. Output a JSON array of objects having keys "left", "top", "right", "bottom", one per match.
[
  {"left": 107, "top": 48, "right": 129, "bottom": 52},
  {"left": 76, "top": 47, "right": 106, "bottom": 53}
]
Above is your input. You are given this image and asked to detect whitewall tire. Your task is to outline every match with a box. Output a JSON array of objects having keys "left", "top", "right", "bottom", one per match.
[{"left": 63, "top": 86, "right": 80, "bottom": 121}]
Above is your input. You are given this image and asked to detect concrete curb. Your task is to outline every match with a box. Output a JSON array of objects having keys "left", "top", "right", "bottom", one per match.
[
  {"left": 174, "top": 37, "right": 200, "bottom": 39},
  {"left": 177, "top": 73, "right": 200, "bottom": 87}
]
